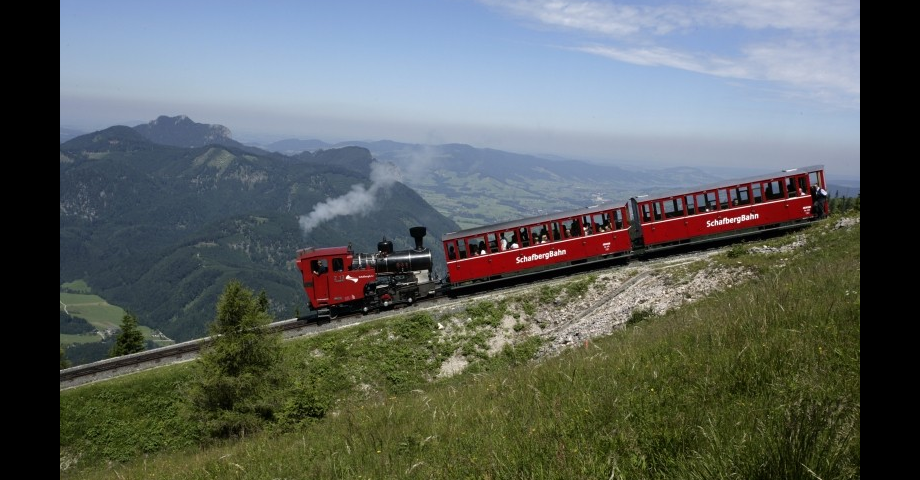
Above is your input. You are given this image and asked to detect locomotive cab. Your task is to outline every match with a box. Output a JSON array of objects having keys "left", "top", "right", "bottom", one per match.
[{"left": 296, "top": 244, "right": 378, "bottom": 313}]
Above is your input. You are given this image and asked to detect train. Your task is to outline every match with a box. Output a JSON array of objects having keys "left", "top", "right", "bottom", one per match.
[{"left": 295, "top": 165, "right": 829, "bottom": 318}]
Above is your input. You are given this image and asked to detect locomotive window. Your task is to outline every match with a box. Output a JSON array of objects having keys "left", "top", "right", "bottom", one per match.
[
  {"left": 332, "top": 258, "right": 344, "bottom": 272},
  {"left": 311, "top": 259, "right": 326, "bottom": 275},
  {"left": 752, "top": 184, "right": 763, "bottom": 203}
]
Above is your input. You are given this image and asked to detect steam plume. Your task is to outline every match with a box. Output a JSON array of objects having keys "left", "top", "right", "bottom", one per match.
[{"left": 298, "top": 161, "right": 401, "bottom": 235}]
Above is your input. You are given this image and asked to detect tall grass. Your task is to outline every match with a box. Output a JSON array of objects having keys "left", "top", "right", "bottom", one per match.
[{"left": 61, "top": 215, "right": 859, "bottom": 479}]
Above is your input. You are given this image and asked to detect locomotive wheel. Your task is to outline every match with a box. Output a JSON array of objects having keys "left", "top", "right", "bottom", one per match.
[{"left": 329, "top": 308, "right": 338, "bottom": 320}]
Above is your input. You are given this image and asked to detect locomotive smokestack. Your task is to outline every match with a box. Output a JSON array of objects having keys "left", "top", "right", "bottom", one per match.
[
  {"left": 378, "top": 237, "right": 393, "bottom": 255},
  {"left": 409, "top": 226, "right": 426, "bottom": 250}
]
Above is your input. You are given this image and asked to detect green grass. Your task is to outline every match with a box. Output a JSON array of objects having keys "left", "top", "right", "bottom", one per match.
[
  {"left": 60, "top": 292, "right": 126, "bottom": 332},
  {"left": 59, "top": 333, "right": 104, "bottom": 345},
  {"left": 60, "top": 214, "right": 860, "bottom": 479}
]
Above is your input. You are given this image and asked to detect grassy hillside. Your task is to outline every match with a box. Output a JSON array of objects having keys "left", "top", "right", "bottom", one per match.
[{"left": 60, "top": 213, "right": 859, "bottom": 479}]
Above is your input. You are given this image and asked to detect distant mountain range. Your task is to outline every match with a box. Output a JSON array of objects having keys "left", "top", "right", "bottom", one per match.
[
  {"left": 61, "top": 117, "right": 859, "bottom": 220},
  {"left": 249, "top": 138, "right": 859, "bottom": 227}
]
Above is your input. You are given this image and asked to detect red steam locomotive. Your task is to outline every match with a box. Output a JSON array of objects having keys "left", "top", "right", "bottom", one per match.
[
  {"left": 296, "top": 165, "right": 828, "bottom": 317},
  {"left": 296, "top": 227, "right": 437, "bottom": 318}
]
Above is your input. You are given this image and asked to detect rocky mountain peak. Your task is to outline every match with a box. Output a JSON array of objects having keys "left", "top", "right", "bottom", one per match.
[{"left": 134, "top": 115, "right": 236, "bottom": 148}]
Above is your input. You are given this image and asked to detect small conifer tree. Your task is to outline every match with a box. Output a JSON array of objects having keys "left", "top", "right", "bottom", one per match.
[
  {"left": 110, "top": 311, "right": 145, "bottom": 357},
  {"left": 185, "top": 279, "right": 284, "bottom": 438}
]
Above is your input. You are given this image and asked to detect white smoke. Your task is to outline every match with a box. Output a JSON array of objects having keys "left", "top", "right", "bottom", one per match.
[{"left": 298, "top": 161, "right": 402, "bottom": 235}]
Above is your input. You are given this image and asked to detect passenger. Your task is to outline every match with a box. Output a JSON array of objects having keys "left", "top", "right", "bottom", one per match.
[
  {"left": 479, "top": 241, "right": 487, "bottom": 255},
  {"left": 500, "top": 233, "right": 508, "bottom": 251},
  {"left": 448, "top": 245, "right": 456, "bottom": 260},
  {"left": 520, "top": 228, "right": 530, "bottom": 247},
  {"left": 311, "top": 260, "right": 326, "bottom": 275},
  {"left": 811, "top": 184, "right": 828, "bottom": 219},
  {"left": 541, "top": 234, "right": 549, "bottom": 243},
  {"left": 510, "top": 234, "right": 520, "bottom": 249}
]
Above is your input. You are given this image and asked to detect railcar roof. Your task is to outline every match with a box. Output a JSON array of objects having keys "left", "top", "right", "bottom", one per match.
[
  {"left": 296, "top": 245, "right": 350, "bottom": 259},
  {"left": 631, "top": 165, "right": 825, "bottom": 202}
]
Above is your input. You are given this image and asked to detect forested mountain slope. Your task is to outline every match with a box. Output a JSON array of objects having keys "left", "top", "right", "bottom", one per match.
[{"left": 60, "top": 127, "right": 458, "bottom": 343}]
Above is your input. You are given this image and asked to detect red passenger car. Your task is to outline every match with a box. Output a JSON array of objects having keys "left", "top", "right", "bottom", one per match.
[
  {"left": 627, "top": 165, "right": 827, "bottom": 251},
  {"left": 442, "top": 204, "right": 632, "bottom": 288}
]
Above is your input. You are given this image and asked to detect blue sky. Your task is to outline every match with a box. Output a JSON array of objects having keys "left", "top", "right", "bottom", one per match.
[{"left": 60, "top": 0, "right": 860, "bottom": 179}]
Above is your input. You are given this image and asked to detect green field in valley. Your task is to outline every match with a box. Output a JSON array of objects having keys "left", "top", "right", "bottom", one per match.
[{"left": 60, "top": 280, "right": 173, "bottom": 347}]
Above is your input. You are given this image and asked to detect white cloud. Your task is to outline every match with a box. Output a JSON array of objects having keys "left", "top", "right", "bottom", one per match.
[{"left": 482, "top": 0, "right": 860, "bottom": 109}]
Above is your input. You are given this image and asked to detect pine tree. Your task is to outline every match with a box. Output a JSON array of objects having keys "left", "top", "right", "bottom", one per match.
[
  {"left": 109, "top": 311, "right": 145, "bottom": 357},
  {"left": 185, "top": 279, "right": 284, "bottom": 438}
]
